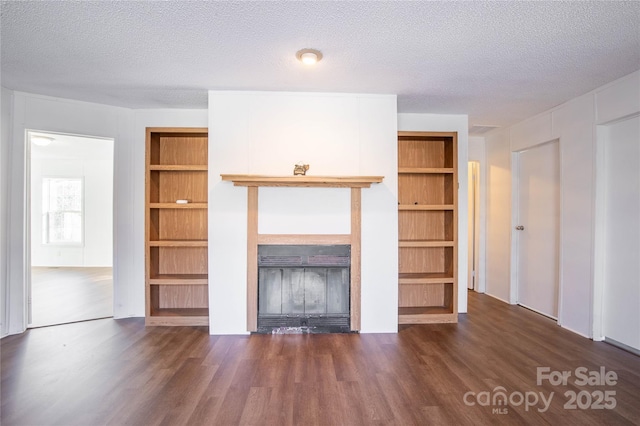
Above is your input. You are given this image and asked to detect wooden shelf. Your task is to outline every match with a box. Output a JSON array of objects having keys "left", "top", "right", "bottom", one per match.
[
  {"left": 149, "top": 203, "right": 207, "bottom": 209},
  {"left": 399, "top": 240, "right": 454, "bottom": 248},
  {"left": 146, "top": 312, "right": 209, "bottom": 326},
  {"left": 399, "top": 306, "right": 454, "bottom": 315},
  {"left": 399, "top": 167, "right": 454, "bottom": 174},
  {"left": 148, "top": 240, "right": 208, "bottom": 247},
  {"left": 399, "top": 307, "right": 457, "bottom": 324},
  {"left": 220, "top": 174, "right": 383, "bottom": 188},
  {"left": 149, "top": 274, "right": 208, "bottom": 285},
  {"left": 399, "top": 273, "right": 455, "bottom": 284},
  {"left": 399, "top": 204, "right": 455, "bottom": 211},
  {"left": 149, "top": 165, "right": 207, "bottom": 171},
  {"left": 150, "top": 307, "right": 209, "bottom": 317}
]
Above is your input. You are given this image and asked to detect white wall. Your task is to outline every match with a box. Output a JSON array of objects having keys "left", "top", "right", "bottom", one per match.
[
  {"left": 484, "top": 70, "right": 640, "bottom": 338},
  {"left": 397, "top": 113, "right": 469, "bottom": 314},
  {"left": 2, "top": 90, "right": 207, "bottom": 336},
  {"left": 1, "top": 88, "right": 13, "bottom": 338},
  {"left": 208, "top": 91, "right": 398, "bottom": 334},
  {"left": 30, "top": 136, "right": 114, "bottom": 266}
]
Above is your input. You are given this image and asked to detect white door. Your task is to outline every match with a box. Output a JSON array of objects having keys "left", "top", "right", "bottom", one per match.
[
  {"left": 601, "top": 116, "right": 640, "bottom": 350},
  {"left": 515, "top": 141, "right": 560, "bottom": 318}
]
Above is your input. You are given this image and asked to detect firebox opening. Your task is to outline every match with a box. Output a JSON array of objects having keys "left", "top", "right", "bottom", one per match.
[{"left": 257, "top": 245, "right": 351, "bottom": 334}]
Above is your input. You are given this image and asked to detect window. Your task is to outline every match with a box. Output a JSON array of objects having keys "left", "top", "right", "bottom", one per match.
[{"left": 42, "top": 177, "right": 83, "bottom": 244}]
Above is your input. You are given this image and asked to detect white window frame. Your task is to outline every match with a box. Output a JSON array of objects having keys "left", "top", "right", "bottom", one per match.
[{"left": 41, "top": 176, "right": 84, "bottom": 246}]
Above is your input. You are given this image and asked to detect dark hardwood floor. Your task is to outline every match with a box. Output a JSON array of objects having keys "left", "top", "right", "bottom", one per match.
[
  {"left": 30, "top": 267, "right": 113, "bottom": 327},
  {"left": 2, "top": 291, "right": 639, "bottom": 425}
]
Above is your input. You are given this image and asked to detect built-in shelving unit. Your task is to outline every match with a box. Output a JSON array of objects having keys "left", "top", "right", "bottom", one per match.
[
  {"left": 397, "top": 132, "right": 458, "bottom": 324},
  {"left": 145, "top": 128, "right": 209, "bottom": 326}
]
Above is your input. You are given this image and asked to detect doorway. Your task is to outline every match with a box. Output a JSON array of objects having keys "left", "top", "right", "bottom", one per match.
[
  {"left": 28, "top": 131, "right": 114, "bottom": 327},
  {"left": 467, "top": 162, "right": 480, "bottom": 290},
  {"left": 595, "top": 115, "right": 640, "bottom": 351},
  {"left": 513, "top": 140, "right": 560, "bottom": 319}
]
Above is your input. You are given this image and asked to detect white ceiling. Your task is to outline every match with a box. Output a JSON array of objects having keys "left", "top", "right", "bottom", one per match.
[
  {"left": 2, "top": 1, "right": 639, "bottom": 132},
  {"left": 29, "top": 131, "right": 113, "bottom": 160}
]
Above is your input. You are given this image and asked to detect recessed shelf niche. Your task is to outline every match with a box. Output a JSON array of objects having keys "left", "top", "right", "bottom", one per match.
[
  {"left": 145, "top": 128, "right": 209, "bottom": 326},
  {"left": 397, "top": 132, "right": 458, "bottom": 324}
]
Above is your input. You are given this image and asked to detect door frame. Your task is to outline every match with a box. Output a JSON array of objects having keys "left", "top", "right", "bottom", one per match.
[
  {"left": 592, "top": 113, "right": 640, "bottom": 342},
  {"left": 25, "top": 129, "right": 115, "bottom": 327},
  {"left": 467, "top": 161, "right": 480, "bottom": 291},
  {"left": 510, "top": 138, "right": 563, "bottom": 322}
]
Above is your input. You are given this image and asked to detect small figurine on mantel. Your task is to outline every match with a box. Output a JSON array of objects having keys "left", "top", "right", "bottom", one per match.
[{"left": 293, "top": 163, "right": 309, "bottom": 176}]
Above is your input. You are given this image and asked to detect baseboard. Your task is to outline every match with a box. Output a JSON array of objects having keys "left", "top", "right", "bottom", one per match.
[
  {"left": 482, "top": 291, "right": 511, "bottom": 305},
  {"left": 604, "top": 337, "right": 640, "bottom": 356}
]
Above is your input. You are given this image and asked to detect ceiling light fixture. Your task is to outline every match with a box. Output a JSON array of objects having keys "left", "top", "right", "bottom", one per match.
[
  {"left": 296, "top": 48, "right": 323, "bottom": 65},
  {"left": 31, "top": 136, "right": 55, "bottom": 146}
]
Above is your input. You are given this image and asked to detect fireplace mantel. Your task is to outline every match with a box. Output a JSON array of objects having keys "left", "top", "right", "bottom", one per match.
[
  {"left": 221, "top": 173, "right": 384, "bottom": 332},
  {"left": 220, "top": 174, "right": 383, "bottom": 188}
]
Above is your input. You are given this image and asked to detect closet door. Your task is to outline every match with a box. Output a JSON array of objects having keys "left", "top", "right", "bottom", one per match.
[
  {"left": 515, "top": 140, "right": 560, "bottom": 319},
  {"left": 602, "top": 116, "right": 640, "bottom": 350}
]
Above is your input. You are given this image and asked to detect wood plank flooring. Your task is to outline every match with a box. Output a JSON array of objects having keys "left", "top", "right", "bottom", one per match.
[
  {"left": 30, "top": 267, "right": 113, "bottom": 327},
  {"left": 2, "top": 291, "right": 639, "bottom": 425}
]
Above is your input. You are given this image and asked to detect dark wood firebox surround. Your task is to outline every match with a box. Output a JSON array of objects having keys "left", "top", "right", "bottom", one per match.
[{"left": 220, "top": 175, "right": 383, "bottom": 332}]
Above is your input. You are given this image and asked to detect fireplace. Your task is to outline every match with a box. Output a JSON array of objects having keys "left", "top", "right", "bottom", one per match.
[
  {"left": 220, "top": 174, "right": 384, "bottom": 332},
  {"left": 257, "top": 245, "right": 351, "bottom": 333}
]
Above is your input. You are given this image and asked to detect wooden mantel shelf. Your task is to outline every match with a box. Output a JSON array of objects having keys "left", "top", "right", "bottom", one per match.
[{"left": 220, "top": 174, "right": 384, "bottom": 188}]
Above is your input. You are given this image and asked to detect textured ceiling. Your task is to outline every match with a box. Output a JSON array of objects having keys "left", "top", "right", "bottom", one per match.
[{"left": 2, "top": 1, "right": 639, "bottom": 130}]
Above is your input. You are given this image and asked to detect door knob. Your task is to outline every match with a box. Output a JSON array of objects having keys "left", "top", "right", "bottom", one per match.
[{"left": 515, "top": 225, "right": 525, "bottom": 230}]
